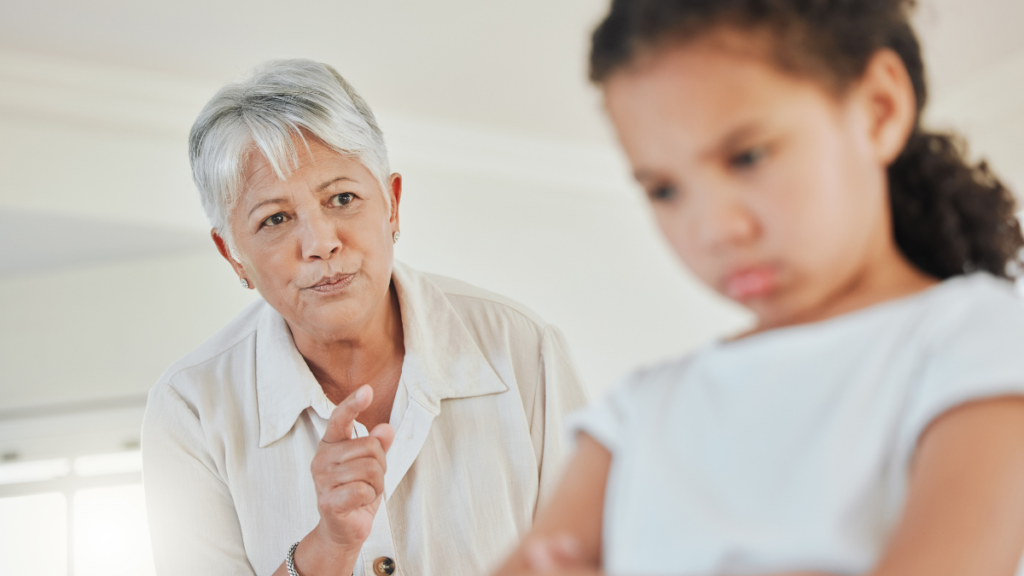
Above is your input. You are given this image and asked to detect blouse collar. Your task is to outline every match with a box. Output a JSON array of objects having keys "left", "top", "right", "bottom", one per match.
[{"left": 254, "top": 260, "right": 508, "bottom": 448}]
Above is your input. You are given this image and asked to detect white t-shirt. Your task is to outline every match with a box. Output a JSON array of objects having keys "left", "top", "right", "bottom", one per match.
[{"left": 570, "top": 273, "right": 1024, "bottom": 575}]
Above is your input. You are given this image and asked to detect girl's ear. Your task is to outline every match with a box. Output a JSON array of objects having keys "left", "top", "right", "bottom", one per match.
[{"left": 854, "top": 48, "right": 917, "bottom": 166}]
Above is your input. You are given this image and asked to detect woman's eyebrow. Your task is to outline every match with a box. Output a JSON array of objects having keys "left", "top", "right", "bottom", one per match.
[
  {"left": 245, "top": 177, "right": 358, "bottom": 217},
  {"left": 248, "top": 197, "right": 288, "bottom": 218},
  {"left": 317, "top": 176, "right": 357, "bottom": 191}
]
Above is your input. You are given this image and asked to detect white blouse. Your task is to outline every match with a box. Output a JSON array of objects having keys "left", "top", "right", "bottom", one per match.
[
  {"left": 571, "top": 273, "right": 1024, "bottom": 575},
  {"left": 142, "top": 261, "right": 588, "bottom": 576}
]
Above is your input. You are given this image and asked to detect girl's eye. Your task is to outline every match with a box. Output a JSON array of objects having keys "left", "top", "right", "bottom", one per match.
[
  {"left": 262, "top": 212, "right": 289, "bottom": 227},
  {"left": 648, "top": 184, "right": 678, "bottom": 202},
  {"left": 730, "top": 147, "right": 767, "bottom": 170},
  {"left": 331, "top": 193, "right": 355, "bottom": 206}
]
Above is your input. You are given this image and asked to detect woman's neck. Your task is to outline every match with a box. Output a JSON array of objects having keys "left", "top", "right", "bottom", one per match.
[{"left": 291, "top": 284, "right": 405, "bottom": 429}]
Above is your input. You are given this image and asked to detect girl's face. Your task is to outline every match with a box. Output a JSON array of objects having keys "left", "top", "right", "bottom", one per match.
[{"left": 605, "top": 33, "right": 910, "bottom": 329}]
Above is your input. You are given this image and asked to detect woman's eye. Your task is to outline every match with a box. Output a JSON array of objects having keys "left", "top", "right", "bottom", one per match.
[
  {"left": 262, "top": 212, "right": 289, "bottom": 227},
  {"left": 331, "top": 193, "right": 355, "bottom": 206},
  {"left": 648, "top": 184, "right": 678, "bottom": 202},
  {"left": 730, "top": 147, "right": 767, "bottom": 169}
]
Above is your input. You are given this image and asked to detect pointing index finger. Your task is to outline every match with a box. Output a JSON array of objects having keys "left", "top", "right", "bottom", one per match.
[{"left": 321, "top": 385, "right": 373, "bottom": 444}]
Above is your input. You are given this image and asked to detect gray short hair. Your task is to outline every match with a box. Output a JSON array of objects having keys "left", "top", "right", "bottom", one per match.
[{"left": 189, "top": 59, "right": 390, "bottom": 244}]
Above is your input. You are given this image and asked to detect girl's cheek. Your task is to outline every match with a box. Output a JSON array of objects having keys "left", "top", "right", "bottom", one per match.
[
  {"left": 669, "top": 231, "right": 714, "bottom": 285},
  {"left": 654, "top": 209, "right": 686, "bottom": 252}
]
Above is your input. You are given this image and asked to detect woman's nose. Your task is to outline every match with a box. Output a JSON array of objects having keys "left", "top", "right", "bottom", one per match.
[{"left": 299, "top": 214, "right": 342, "bottom": 261}]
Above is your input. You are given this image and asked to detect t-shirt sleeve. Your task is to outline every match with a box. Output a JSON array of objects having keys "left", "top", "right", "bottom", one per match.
[
  {"left": 897, "top": 280, "right": 1024, "bottom": 464},
  {"left": 565, "top": 372, "right": 641, "bottom": 457}
]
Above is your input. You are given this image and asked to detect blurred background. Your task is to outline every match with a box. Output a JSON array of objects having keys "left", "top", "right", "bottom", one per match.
[{"left": 0, "top": 0, "right": 1021, "bottom": 574}]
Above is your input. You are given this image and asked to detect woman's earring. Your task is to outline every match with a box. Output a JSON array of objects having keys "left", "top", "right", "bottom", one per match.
[
  {"left": 393, "top": 230, "right": 401, "bottom": 243},
  {"left": 240, "top": 278, "right": 250, "bottom": 289}
]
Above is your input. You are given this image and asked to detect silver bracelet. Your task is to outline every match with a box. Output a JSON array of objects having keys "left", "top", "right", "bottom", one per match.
[
  {"left": 286, "top": 541, "right": 300, "bottom": 576},
  {"left": 286, "top": 540, "right": 356, "bottom": 576}
]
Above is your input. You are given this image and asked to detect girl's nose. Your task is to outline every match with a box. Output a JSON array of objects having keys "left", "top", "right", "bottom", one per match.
[{"left": 697, "top": 197, "right": 760, "bottom": 251}]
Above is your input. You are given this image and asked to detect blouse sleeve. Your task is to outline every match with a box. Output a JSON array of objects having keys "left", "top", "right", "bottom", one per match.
[
  {"left": 142, "top": 380, "right": 257, "bottom": 576},
  {"left": 532, "top": 324, "right": 591, "bottom": 507},
  {"left": 896, "top": 282, "right": 1024, "bottom": 467}
]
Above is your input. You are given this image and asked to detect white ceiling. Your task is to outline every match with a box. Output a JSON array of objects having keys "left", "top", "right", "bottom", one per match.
[
  {"left": 0, "top": 0, "right": 612, "bottom": 143},
  {"left": 0, "top": 0, "right": 1020, "bottom": 143}
]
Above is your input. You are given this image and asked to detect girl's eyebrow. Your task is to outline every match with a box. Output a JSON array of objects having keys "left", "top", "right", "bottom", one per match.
[
  {"left": 633, "top": 168, "right": 656, "bottom": 182},
  {"left": 702, "top": 123, "right": 762, "bottom": 160},
  {"left": 631, "top": 121, "right": 769, "bottom": 182}
]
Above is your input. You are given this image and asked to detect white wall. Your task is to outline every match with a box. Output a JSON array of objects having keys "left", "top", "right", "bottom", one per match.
[{"left": 0, "top": 50, "right": 750, "bottom": 433}]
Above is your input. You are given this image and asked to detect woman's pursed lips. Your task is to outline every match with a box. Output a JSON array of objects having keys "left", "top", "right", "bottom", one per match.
[{"left": 305, "top": 272, "right": 357, "bottom": 293}]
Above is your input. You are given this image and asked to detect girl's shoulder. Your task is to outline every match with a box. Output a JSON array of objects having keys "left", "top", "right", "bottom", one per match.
[
  {"left": 901, "top": 274, "right": 1024, "bottom": 406},
  {"left": 877, "top": 273, "right": 1024, "bottom": 477},
  {"left": 919, "top": 272, "right": 1024, "bottom": 331},
  {"left": 901, "top": 273, "right": 1024, "bottom": 376}
]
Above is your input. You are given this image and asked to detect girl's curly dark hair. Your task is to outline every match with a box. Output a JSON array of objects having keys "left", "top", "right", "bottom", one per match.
[{"left": 590, "top": 0, "right": 1023, "bottom": 279}]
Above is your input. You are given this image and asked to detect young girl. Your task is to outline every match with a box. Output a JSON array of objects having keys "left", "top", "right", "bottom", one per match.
[{"left": 496, "top": 1, "right": 1024, "bottom": 575}]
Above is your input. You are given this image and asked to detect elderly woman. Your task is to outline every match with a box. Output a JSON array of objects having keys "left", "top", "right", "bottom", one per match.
[{"left": 142, "top": 59, "right": 587, "bottom": 576}]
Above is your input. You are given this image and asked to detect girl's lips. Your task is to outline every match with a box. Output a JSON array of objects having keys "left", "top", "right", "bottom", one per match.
[
  {"left": 308, "top": 273, "right": 356, "bottom": 294},
  {"left": 724, "top": 266, "right": 778, "bottom": 301}
]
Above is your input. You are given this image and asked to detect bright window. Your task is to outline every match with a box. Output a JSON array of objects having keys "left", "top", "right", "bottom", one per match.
[
  {"left": 0, "top": 492, "right": 67, "bottom": 576},
  {"left": 74, "top": 485, "right": 155, "bottom": 576},
  {"left": 0, "top": 451, "right": 154, "bottom": 576}
]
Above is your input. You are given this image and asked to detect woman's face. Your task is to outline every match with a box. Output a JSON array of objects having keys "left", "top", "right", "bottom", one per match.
[
  {"left": 225, "top": 135, "right": 400, "bottom": 343},
  {"left": 604, "top": 34, "right": 901, "bottom": 328}
]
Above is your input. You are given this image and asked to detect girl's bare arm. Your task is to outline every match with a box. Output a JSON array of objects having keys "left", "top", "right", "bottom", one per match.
[
  {"left": 870, "top": 396, "right": 1024, "bottom": 576},
  {"left": 494, "top": 433, "right": 611, "bottom": 575}
]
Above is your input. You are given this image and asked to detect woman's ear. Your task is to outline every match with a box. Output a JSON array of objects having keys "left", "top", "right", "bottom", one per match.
[
  {"left": 388, "top": 173, "right": 403, "bottom": 227},
  {"left": 854, "top": 48, "right": 917, "bottom": 165},
  {"left": 211, "top": 229, "right": 247, "bottom": 278}
]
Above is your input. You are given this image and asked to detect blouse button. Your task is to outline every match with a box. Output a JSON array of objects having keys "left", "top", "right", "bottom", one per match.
[{"left": 373, "top": 557, "right": 395, "bottom": 576}]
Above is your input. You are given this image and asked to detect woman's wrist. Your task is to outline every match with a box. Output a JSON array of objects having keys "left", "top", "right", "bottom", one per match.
[{"left": 292, "top": 527, "right": 361, "bottom": 576}]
